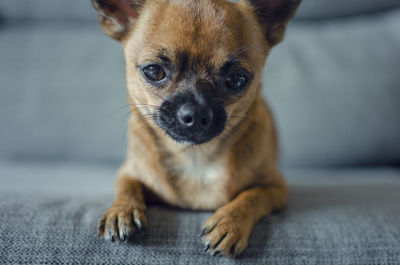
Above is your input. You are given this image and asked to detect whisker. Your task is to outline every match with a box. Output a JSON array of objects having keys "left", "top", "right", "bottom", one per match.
[
  {"left": 227, "top": 115, "right": 263, "bottom": 131},
  {"left": 225, "top": 123, "right": 241, "bottom": 135},
  {"left": 231, "top": 44, "right": 261, "bottom": 57},
  {"left": 128, "top": 115, "right": 158, "bottom": 128},
  {"left": 108, "top": 103, "right": 158, "bottom": 117},
  {"left": 137, "top": 88, "right": 167, "bottom": 102}
]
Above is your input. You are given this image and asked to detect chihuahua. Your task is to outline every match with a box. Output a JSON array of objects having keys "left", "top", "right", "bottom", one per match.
[{"left": 91, "top": 0, "right": 300, "bottom": 257}]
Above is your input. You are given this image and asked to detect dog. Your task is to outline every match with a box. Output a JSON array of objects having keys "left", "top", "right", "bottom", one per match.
[{"left": 91, "top": 0, "right": 300, "bottom": 257}]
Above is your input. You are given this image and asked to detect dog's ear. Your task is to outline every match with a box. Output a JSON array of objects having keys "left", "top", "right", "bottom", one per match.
[
  {"left": 242, "top": 0, "right": 301, "bottom": 47},
  {"left": 91, "top": 0, "right": 145, "bottom": 41}
]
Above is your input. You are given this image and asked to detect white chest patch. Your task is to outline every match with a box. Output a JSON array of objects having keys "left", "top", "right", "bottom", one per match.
[{"left": 170, "top": 151, "right": 229, "bottom": 210}]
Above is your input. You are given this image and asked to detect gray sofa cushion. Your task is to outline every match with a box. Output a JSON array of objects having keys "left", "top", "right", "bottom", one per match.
[
  {"left": 0, "top": 23, "right": 127, "bottom": 163},
  {"left": 0, "top": 0, "right": 96, "bottom": 21},
  {"left": 1, "top": 163, "right": 400, "bottom": 264},
  {"left": 264, "top": 10, "right": 400, "bottom": 166},
  {"left": 1, "top": 0, "right": 400, "bottom": 21},
  {"left": 1, "top": 10, "right": 399, "bottom": 167},
  {"left": 296, "top": 0, "right": 400, "bottom": 20}
]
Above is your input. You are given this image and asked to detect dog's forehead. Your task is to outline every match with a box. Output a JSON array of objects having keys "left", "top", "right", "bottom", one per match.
[
  {"left": 137, "top": 0, "right": 245, "bottom": 62},
  {"left": 167, "top": 0, "right": 230, "bottom": 24}
]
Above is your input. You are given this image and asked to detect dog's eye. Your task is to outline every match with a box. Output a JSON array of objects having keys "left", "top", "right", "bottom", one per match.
[
  {"left": 142, "top": 65, "right": 166, "bottom": 82},
  {"left": 225, "top": 72, "right": 248, "bottom": 93}
]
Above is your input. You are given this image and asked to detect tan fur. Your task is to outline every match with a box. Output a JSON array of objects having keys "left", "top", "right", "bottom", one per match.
[{"left": 93, "top": 0, "right": 300, "bottom": 257}]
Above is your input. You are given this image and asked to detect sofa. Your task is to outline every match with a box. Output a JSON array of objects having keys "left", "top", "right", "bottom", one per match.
[{"left": 1, "top": 0, "right": 400, "bottom": 264}]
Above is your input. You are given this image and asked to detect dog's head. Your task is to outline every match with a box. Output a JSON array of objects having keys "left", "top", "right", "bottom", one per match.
[{"left": 92, "top": 0, "right": 300, "bottom": 145}]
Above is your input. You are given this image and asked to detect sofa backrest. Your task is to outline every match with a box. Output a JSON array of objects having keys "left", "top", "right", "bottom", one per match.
[{"left": 1, "top": 0, "right": 400, "bottom": 21}]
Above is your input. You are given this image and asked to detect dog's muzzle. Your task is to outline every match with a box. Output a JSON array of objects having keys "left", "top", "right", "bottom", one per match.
[{"left": 154, "top": 92, "right": 226, "bottom": 145}]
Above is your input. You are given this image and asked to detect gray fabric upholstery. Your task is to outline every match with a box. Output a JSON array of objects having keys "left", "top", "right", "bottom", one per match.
[
  {"left": 0, "top": 24, "right": 127, "bottom": 163},
  {"left": 0, "top": 0, "right": 96, "bottom": 21},
  {"left": 1, "top": 0, "right": 400, "bottom": 21},
  {"left": 1, "top": 163, "right": 400, "bottom": 264},
  {"left": 266, "top": 10, "right": 400, "bottom": 166},
  {"left": 296, "top": 0, "right": 400, "bottom": 20},
  {"left": 1, "top": 11, "right": 400, "bottom": 166}
]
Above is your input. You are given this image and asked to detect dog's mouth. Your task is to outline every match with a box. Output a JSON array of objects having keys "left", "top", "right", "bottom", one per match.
[{"left": 153, "top": 93, "right": 227, "bottom": 145}]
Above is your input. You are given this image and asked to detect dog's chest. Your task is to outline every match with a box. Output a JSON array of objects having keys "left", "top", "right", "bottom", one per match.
[{"left": 168, "top": 152, "right": 229, "bottom": 210}]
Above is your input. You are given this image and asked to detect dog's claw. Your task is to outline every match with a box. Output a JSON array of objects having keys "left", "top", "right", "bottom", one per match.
[
  {"left": 199, "top": 228, "right": 208, "bottom": 237},
  {"left": 134, "top": 219, "right": 143, "bottom": 231},
  {"left": 204, "top": 243, "right": 211, "bottom": 252},
  {"left": 213, "top": 250, "right": 220, "bottom": 257}
]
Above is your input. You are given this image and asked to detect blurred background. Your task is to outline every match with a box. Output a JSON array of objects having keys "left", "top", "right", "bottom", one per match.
[{"left": 1, "top": 1, "right": 400, "bottom": 264}]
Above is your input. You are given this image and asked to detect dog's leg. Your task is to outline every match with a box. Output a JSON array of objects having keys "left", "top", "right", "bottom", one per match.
[
  {"left": 201, "top": 171, "right": 288, "bottom": 257},
  {"left": 98, "top": 175, "right": 147, "bottom": 242}
]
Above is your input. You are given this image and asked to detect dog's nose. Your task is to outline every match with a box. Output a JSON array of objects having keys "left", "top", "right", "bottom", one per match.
[
  {"left": 177, "top": 103, "right": 213, "bottom": 129},
  {"left": 178, "top": 103, "right": 196, "bottom": 127}
]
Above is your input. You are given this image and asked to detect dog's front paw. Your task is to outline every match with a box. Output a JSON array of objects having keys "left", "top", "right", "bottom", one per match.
[
  {"left": 201, "top": 209, "right": 253, "bottom": 258},
  {"left": 98, "top": 204, "right": 147, "bottom": 242}
]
